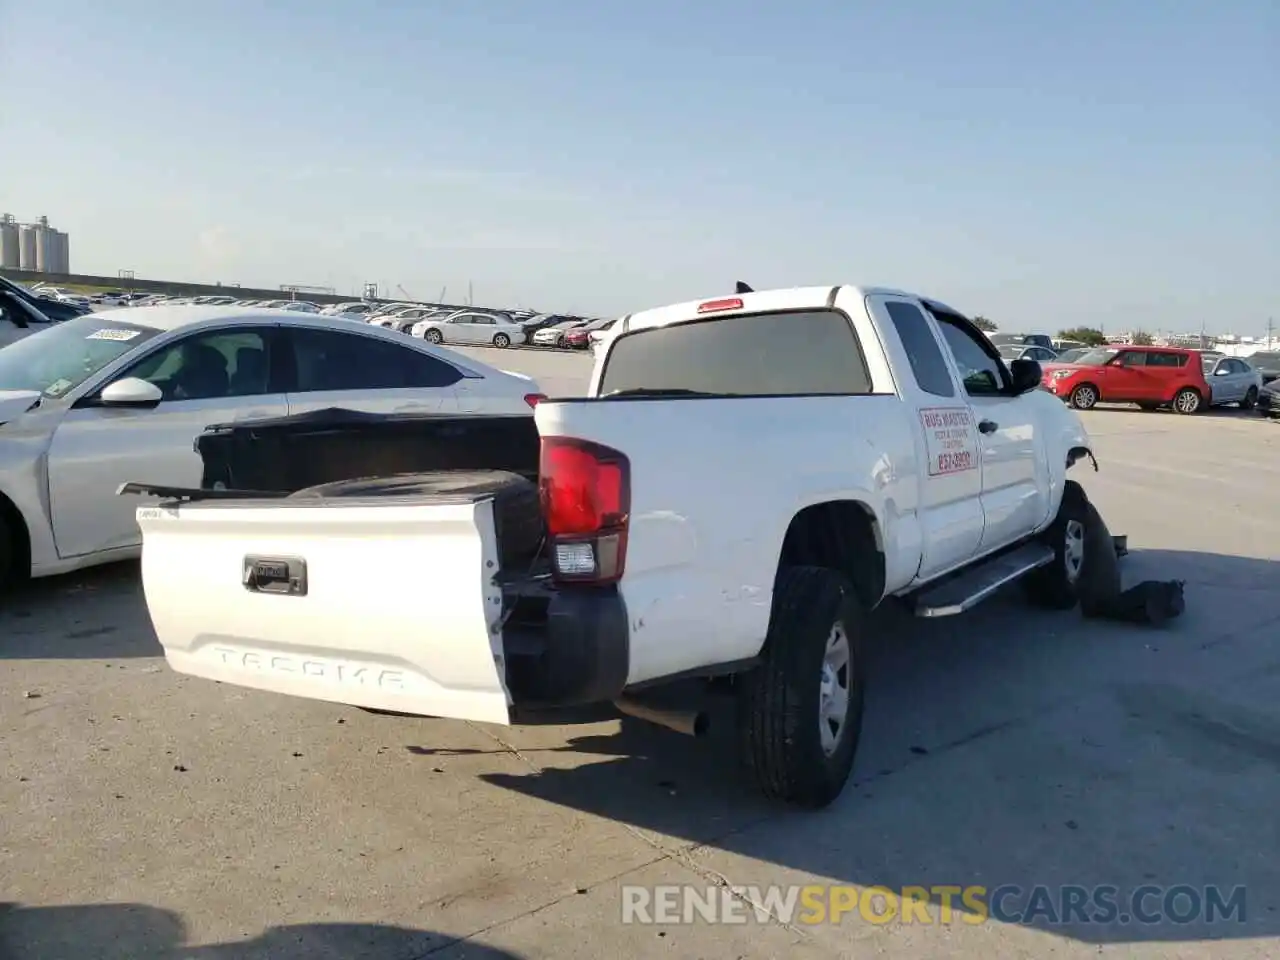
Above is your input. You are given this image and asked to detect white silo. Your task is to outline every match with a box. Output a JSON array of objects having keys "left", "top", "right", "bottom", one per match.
[
  {"left": 0, "top": 217, "right": 19, "bottom": 270},
  {"left": 54, "top": 231, "right": 70, "bottom": 273},
  {"left": 33, "top": 227, "right": 48, "bottom": 272},
  {"left": 18, "top": 226, "right": 38, "bottom": 270}
]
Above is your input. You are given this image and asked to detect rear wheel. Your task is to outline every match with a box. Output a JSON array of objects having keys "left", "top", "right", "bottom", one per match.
[
  {"left": 492, "top": 333, "right": 511, "bottom": 348},
  {"left": 1241, "top": 387, "right": 1258, "bottom": 410},
  {"left": 737, "top": 565, "right": 866, "bottom": 808},
  {"left": 1024, "top": 480, "right": 1090, "bottom": 610},
  {"left": 424, "top": 328, "right": 443, "bottom": 345},
  {"left": 1172, "top": 387, "right": 1202, "bottom": 415},
  {"left": 1069, "top": 384, "right": 1099, "bottom": 410}
]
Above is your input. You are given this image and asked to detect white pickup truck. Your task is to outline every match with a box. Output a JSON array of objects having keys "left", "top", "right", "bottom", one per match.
[{"left": 130, "top": 285, "right": 1097, "bottom": 808}]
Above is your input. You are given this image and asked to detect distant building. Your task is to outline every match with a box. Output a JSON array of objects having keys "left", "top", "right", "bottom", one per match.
[{"left": 0, "top": 214, "right": 70, "bottom": 274}]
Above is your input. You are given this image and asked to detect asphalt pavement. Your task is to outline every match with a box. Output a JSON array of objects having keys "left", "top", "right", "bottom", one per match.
[{"left": 2, "top": 349, "right": 1278, "bottom": 959}]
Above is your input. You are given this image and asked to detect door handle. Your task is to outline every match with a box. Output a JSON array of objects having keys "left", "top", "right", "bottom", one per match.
[{"left": 978, "top": 419, "right": 998, "bottom": 434}]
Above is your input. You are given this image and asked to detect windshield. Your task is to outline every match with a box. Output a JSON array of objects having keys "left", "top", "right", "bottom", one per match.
[
  {"left": 1072, "top": 348, "right": 1120, "bottom": 366},
  {"left": 0, "top": 315, "right": 161, "bottom": 397},
  {"left": 997, "top": 344, "right": 1025, "bottom": 360}
]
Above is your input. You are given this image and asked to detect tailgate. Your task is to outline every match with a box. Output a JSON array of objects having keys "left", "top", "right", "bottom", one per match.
[{"left": 136, "top": 495, "right": 512, "bottom": 724}]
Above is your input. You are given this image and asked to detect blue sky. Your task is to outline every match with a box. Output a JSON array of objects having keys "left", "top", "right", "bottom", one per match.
[{"left": 1, "top": 1, "right": 1276, "bottom": 335}]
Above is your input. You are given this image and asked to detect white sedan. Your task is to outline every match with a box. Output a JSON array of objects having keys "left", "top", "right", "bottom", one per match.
[
  {"left": 411, "top": 310, "right": 527, "bottom": 348},
  {"left": 0, "top": 304, "right": 544, "bottom": 588}
]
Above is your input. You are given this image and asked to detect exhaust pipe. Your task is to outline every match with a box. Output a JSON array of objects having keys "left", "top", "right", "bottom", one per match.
[{"left": 614, "top": 696, "right": 709, "bottom": 738}]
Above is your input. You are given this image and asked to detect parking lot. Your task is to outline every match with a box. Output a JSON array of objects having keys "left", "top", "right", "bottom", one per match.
[{"left": 2, "top": 346, "right": 1278, "bottom": 960}]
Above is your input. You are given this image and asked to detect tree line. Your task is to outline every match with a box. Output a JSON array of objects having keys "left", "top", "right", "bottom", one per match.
[{"left": 972, "top": 316, "right": 1154, "bottom": 346}]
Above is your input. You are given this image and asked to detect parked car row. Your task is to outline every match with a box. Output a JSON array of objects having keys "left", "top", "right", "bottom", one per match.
[
  {"left": 1039, "top": 344, "right": 1266, "bottom": 414},
  {"left": 980, "top": 330, "right": 1272, "bottom": 416},
  {"left": 362, "top": 302, "right": 618, "bottom": 350}
]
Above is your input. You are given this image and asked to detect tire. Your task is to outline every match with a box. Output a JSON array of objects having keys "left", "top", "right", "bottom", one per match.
[
  {"left": 424, "top": 328, "right": 443, "bottom": 345},
  {"left": 555, "top": 335, "right": 566, "bottom": 348},
  {"left": 737, "top": 565, "right": 866, "bottom": 809},
  {"left": 1172, "top": 387, "right": 1202, "bottom": 415},
  {"left": 1023, "top": 479, "right": 1090, "bottom": 610},
  {"left": 492, "top": 333, "right": 511, "bottom": 348},
  {"left": 1241, "top": 387, "right": 1258, "bottom": 411},
  {"left": 1069, "top": 384, "right": 1099, "bottom": 410}
]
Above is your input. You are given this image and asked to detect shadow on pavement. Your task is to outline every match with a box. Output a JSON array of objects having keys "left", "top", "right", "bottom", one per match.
[
  {"left": 0, "top": 561, "right": 160, "bottom": 660},
  {"left": 470, "top": 549, "right": 1280, "bottom": 946},
  {"left": 0, "top": 902, "right": 524, "bottom": 960}
]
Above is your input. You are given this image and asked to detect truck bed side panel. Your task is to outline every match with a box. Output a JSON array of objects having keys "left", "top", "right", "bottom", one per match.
[{"left": 534, "top": 396, "right": 921, "bottom": 684}]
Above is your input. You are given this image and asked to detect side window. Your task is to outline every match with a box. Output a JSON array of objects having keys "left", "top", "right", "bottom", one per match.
[
  {"left": 936, "top": 319, "right": 1006, "bottom": 396},
  {"left": 884, "top": 300, "right": 955, "bottom": 398},
  {"left": 1115, "top": 350, "right": 1148, "bottom": 367},
  {"left": 287, "top": 328, "right": 462, "bottom": 391},
  {"left": 1229, "top": 359, "right": 1248, "bottom": 374},
  {"left": 124, "top": 328, "right": 272, "bottom": 401},
  {"left": 1146, "top": 352, "right": 1184, "bottom": 368}
]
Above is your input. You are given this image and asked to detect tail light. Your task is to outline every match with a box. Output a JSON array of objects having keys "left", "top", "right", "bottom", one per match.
[
  {"left": 539, "top": 437, "right": 630, "bottom": 584},
  {"left": 524, "top": 393, "right": 547, "bottom": 408}
]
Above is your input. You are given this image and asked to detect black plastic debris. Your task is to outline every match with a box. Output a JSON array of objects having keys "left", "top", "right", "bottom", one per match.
[{"left": 1078, "top": 500, "right": 1185, "bottom": 626}]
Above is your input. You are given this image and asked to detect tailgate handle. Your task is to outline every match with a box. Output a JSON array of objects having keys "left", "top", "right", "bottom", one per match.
[{"left": 243, "top": 556, "right": 308, "bottom": 596}]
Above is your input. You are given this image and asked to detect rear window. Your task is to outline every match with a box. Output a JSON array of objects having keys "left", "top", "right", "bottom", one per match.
[{"left": 598, "top": 309, "right": 874, "bottom": 397}]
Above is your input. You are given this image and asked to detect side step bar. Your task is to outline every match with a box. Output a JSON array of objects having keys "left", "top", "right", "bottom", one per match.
[{"left": 913, "top": 543, "right": 1055, "bottom": 618}]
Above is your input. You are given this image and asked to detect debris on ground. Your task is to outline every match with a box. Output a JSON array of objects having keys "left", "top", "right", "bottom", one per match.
[{"left": 1080, "top": 501, "right": 1185, "bottom": 626}]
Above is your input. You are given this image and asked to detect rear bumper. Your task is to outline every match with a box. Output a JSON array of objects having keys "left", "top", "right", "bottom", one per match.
[{"left": 503, "top": 583, "right": 630, "bottom": 709}]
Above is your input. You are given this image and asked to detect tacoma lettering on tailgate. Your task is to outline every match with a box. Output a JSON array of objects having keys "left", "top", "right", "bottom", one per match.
[{"left": 212, "top": 647, "right": 405, "bottom": 689}]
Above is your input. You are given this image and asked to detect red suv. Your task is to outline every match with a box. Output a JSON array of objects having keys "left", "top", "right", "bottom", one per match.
[{"left": 1041, "top": 344, "right": 1211, "bottom": 414}]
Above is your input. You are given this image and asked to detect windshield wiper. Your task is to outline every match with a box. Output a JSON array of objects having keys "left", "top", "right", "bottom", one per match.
[{"left": 604, "top": 388, "right": 723, "bottom": 398}]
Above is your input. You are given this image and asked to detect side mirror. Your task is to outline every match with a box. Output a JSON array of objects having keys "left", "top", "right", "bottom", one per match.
[
  {"left": 1008, "top": 358, "right": 1043, "bottom": 395},
  {"left": 98, "top": 377, "right": 163, "bottom": 407},
  {"left": 1214, "top": 368, "right": 1229, "bottom": 376}
]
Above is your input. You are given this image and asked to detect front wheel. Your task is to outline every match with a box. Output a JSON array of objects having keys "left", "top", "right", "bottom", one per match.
[
  {"left": 737, "top": 565, "right": 866, "bottom": 808},
  {"left": 1241, "top": 387, "right": 1258, "bottom": 411},
  {"left": 1069, "top": 384, "right": 1099, "bottom": 410},
  {"left": 492, "top": 333, "right": 511, "bottom": 348},
  {"left": 1172, "top": 387, "right": 1202, "bottom": 415},
  {"left": 424, "top": 328, "right": 444, "bottom": 345},
  {"left": 1023, "top": 479, "right": 1090, "bottom": 610}
]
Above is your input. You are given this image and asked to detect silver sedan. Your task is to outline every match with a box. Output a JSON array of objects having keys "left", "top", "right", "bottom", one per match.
[
  {"left": 411, "top": 311, "right": 527, "bottom": 348},
  {"left": 0, "top": 305, "right": 543, "bottom": 589},
  {"left": 1203, "top": 355, "right": 1264, "bottom": 409}
]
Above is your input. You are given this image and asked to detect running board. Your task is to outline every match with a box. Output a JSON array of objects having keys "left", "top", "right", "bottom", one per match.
[{"left": 913, "top": 543, "right": 1055, "bottom": 618}]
